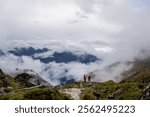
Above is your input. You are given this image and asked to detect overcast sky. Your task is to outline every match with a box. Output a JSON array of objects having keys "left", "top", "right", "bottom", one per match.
[
  {"left": 0, "top": 0, "right": 149, "bottom": 44},
  {"left": 0, "top": 0, "right": 150, "bottom": 84},
  {"left": 0, "top": 0, "right": 149, "bottom": 43}
]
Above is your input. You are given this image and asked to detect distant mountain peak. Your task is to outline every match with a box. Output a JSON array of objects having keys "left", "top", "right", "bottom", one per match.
[
  {"left": 8, "top": 47, "right": 49, "bottom": 56},
  {"left": 34, "top": 51, "right": 100, "bottom": 64},
  {"left": 5, "top": 46, "right": 100, "bottom": 64}
]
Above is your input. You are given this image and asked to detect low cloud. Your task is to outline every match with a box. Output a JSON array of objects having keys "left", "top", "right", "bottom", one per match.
[
  {"left": 0, "top": 51, "right": 101, "bottom": 85},
  {"left": 0, "top": 0, "right": 150, "bottom": 84}
]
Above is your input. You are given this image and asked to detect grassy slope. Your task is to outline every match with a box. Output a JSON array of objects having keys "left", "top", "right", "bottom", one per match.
[
  {"left": 0, "top": 87, "right": 70, "bottom": 100},
  {"left": 62, "top": 80, "right": 143, "bottom": 100}
]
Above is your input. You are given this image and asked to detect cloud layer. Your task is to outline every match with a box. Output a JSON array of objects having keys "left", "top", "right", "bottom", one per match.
[{"left": 0, "top": 0, "right": 150, "bottom": 84}]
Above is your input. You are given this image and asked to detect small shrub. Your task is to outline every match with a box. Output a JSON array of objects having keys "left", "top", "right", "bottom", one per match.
[
  {"left": 81, "top": 93, "right": 96, "bottom": 100},
  {"left": 24, "top": 88, "right": 70, "bottom": 100}
]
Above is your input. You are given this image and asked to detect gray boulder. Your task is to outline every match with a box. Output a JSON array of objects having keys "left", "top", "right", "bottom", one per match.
[{"left": 14, "top": 70, "right": 51, "bottom": 88}]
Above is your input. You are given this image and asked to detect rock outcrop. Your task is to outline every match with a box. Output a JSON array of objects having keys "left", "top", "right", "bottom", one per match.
[
  {"left": 15, "top": 72, "right": 51, "bottom": 88},
  {"left": 140, "top": 83, "right": 150, "bottom": 100},
  {"left": 0, "top": 69, "right": 8, "bottom": 88}
]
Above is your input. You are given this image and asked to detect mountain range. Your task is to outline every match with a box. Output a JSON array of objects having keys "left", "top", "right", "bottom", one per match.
[{"left": 6, "top": 47, "right": 99, "bottom": 64}]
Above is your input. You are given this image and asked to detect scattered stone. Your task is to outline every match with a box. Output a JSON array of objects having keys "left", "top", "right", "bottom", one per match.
[
  {"left": 108, "top": 88, "right": 123, "bottom": 99},
  {"left": 61, "top": 88, "right": 81, "bottom": 100},
  {"left": 4, "top": 87, "right": 14, "bottom": 93},
  {"left": 140, "top": 83, "right": 150, "bottom": 100}
]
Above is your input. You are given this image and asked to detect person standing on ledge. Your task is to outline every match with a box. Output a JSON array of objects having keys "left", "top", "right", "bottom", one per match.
[
  {"left": 88, "top": 75, "right": 91, "bottom": 82},
  {"left": 83, "top": 74, "right": 87, "bottom": 82}
]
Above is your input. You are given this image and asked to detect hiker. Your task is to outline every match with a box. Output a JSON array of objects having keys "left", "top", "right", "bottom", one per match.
[
  {"left": 83, "top": 74, "right": 87, "bottom": 82},
  {"left": 88, "top": 75, "right": 91, "bottom": 82}
]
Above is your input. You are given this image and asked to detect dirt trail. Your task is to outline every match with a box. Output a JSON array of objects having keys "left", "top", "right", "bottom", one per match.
[{"left": 62, "top": 88, "right": 81, "bottom": 100}]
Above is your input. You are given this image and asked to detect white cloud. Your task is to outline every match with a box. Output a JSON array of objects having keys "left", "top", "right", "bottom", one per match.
[
  {"left": 0, "top": 0, "right": 150, "bottom": 84},
  {"left": 0, "top": 52, "right": 102, "bottom": 85}
]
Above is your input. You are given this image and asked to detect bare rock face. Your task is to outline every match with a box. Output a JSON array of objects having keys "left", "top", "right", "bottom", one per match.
[
  {"left": 0, "top": 87, "right": 14, "bottom": 96},
  {"left": 14, "top": 71, "right": 51, "bottom": 88},
  {"left": 0, "top": 69, "right": 8, "bottom": 88},
  {"left": 108, "top": 88, "right": 123, "bottom": 99},
  {"left": 140, "top": 83, "right": 150, "bottom": 100}
]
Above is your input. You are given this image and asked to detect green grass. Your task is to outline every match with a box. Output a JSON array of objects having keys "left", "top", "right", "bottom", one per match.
[
  {"left": 80, "top": 80, "right": 143, "bottom": 100},
  {"left": 0, "top": 79, "right": 143, "bottom": 100},
  {"left": 0, "top": 76, "right": 21, "bottom": 92},
  {"left": 6, "top": 76, "right": 22, "bottom": 90},
  {"left": 0, "top": 88, "right": 70, "bottom": 100},
  {"left": 119, "top": 83, "right": 142, "bottom": 100},
  {"left": 81, "top": 93, "right": 96, "bottom": 100},
  {"left": 0, "top": 80, "right": 3, "bottom": 87}
]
